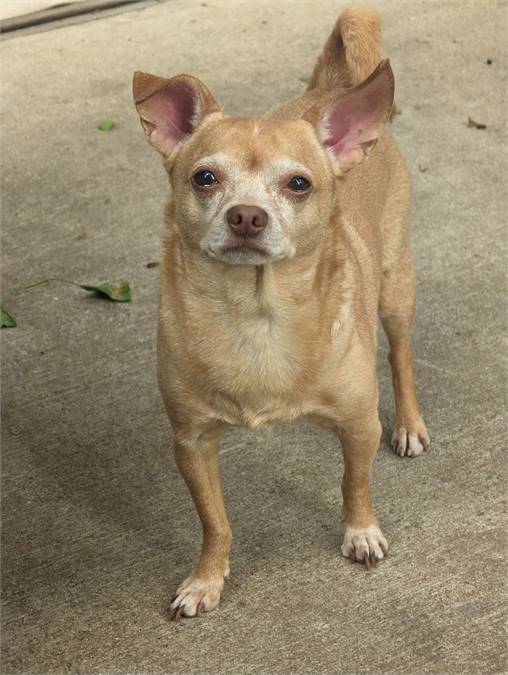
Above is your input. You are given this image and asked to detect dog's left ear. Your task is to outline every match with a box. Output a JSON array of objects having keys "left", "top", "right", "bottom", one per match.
[
  {"left": 306, "top": 60, "right": 394, "bottom": 175},
  {"left": 133, "top": 72, "right": 221, "bottom": 163}
]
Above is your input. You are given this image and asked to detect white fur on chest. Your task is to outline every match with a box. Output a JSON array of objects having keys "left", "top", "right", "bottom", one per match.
[
  {"left": 190, "top": 301, "right": 308, "bottom": 428},
  {"left": 213, "top": 311, "right": 299, "bottom": 398}
]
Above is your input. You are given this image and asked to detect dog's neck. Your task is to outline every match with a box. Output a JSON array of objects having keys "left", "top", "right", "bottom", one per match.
[
  {"left": 166, "top": 233, "right": 337, "bottom": 317},
  {"left": 166, "top": 228, "right": 347, "bottom": 324}
]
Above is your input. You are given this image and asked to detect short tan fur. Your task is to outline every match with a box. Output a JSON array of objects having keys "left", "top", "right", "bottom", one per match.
[{"left": 133, "top": 5, "right": 429, "bottom": 619}]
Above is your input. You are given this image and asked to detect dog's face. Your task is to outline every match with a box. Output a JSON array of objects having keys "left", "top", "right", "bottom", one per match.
[
  {"left": 133, "top": 64, "right": 393, "bottom": 265},
  {"left": 172, "top": 116, "right": 335, "bottom": 264}
]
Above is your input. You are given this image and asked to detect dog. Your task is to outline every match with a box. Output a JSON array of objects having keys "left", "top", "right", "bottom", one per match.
[{"left": 133, "top": 5, "right": 429, "bottom": 619}]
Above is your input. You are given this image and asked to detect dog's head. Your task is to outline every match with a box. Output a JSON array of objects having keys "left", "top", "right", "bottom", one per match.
[{"left": 133, "top": 62, "right": 393, "bottom": 266}]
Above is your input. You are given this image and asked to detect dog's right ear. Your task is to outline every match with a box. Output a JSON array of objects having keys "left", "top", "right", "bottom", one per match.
[{"left": 133, "top": 72, "right": 221, "bottom": 162}]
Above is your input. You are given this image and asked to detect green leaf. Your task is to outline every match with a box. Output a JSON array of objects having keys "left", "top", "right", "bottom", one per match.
[
  {"left": 299, "top": 75, "right": 310, "bottom": 84},
  {"left": 98, "top": 120, "right": 115, "bottom": 131},
  {"left": 80, "top": 281, "right": 131, "bottom": 302},
  {"left": 1, "top": 306, "right": 16, "bottom": 328}
]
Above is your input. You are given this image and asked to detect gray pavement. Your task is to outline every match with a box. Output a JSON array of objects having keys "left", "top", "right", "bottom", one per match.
[{"left": 1, "top": 1, "right": 506, "bottom": 673}]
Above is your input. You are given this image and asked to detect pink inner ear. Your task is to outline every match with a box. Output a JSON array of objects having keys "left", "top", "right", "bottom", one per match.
[
  {"left": 321, "top": 62, "right": 394, "bottom": 167},
  {"left": 324, "top": 94, "right": 377, "bottom": 152},
  {"left": 139, "top": 82, "right": 197, "bottom": 147}
]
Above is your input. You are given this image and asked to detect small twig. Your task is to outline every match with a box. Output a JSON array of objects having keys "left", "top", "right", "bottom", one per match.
[{"left": 2, "top": 277, "right": 83, "bottom": 301}]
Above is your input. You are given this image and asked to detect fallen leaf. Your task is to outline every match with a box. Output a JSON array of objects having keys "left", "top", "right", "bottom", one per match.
[
  {"left": 299, "top": 75, "right": 310, "bottom": 84},
  {"left": 80, "top": 281, "right": 131, "bottom": 302},
  {"left": 98, "top": 120, "right": 115, "bottom": 131},
  {"left": 467, "top": 117, "right": 487, "bottom": 130},
  {"left": 1, "top": 306, "right": 16, "bottom": 328},
  {"left": 146, "top": 261, "right": 160, "bottom": 269}
]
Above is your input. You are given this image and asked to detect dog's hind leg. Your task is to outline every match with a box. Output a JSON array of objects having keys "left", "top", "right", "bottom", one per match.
[
  {"left": 379, "top": 246, "right": 429, "bottom": 457},
  {"left": 377, "top": 150, "right": 429, "bottom": 458}
]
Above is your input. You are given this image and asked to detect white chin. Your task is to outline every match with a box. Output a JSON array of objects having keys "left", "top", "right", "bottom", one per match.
[{"left": 209, "top": 248, "right": 273, "bottom": 266}]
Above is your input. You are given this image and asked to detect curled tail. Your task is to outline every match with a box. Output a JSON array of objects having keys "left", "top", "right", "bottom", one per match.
[
  {"left": 308, "top": 5, "right": 382, "bottom": 92},
  {"left": 264, "top": 6, "right": 386, "bottom": 123}
]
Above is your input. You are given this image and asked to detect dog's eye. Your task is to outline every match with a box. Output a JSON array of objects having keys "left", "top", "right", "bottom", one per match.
[
  {"left": 193, "top": 170, "right": 218, "bottom": 187},
  {"left": 287, "top": 176, "right": 311, "bottom": 192}
]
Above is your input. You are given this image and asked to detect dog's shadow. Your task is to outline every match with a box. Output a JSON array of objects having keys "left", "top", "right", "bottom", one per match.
[
  {"left": 10, "top": 363, "right": 396, "bottom": 610},
  {"left": 220, "top": 410, "right": 395, "bottom": 585}
]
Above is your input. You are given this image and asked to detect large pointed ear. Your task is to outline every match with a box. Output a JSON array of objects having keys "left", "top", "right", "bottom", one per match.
[
  {"left": 132, "top": 72, "right": 221, "bottom": 161},
  {"left": 305, "top": 60, "right": 394, "bottom": 175}
]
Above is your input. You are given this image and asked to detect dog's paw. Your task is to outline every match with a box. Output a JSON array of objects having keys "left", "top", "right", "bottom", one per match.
[
  {"left": 341, "top": 524, "right": 388, "bottom": 568},
  {"left": 169, "top": 572, "right": 227, "bottom": 620},
  {"left": 392, "top": 418, "right": 429, "bottom": 457}
]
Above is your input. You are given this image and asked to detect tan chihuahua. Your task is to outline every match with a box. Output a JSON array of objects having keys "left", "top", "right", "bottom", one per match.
[{"left": 133, "top": 6, "right": 429, "bottom": 619}]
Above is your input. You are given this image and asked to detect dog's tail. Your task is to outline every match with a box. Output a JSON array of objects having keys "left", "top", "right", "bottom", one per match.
[
  {"left": 264, "top": 6, "right": 385, "bottom": 122},
  {"left": 307, "top": 5, "right": 382, "bottom": 92}
]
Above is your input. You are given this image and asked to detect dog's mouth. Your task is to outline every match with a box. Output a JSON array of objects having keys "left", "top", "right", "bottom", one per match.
[
  {"left": 202, "top": 231, "right": 294, "bottom": 265},
  {"left": 222, "top": 235, "right": 269, "bottom": 256}
]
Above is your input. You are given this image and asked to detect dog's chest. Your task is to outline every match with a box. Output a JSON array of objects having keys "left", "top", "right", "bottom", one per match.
[{"left": 202, "top": 310, "right": 307, "bottom": 426}]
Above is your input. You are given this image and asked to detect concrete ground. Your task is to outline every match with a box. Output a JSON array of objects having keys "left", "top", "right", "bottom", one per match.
[{"left": 1, "top": 0, "right": 506, "bottom": 673}]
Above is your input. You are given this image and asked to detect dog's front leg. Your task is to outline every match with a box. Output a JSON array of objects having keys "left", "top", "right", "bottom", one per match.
[
  {"left": 169, "top": 428, "right": 232, "bottom": 619},
  {"left": 337, "top": 415, "right": 388, "bottom": 568}
]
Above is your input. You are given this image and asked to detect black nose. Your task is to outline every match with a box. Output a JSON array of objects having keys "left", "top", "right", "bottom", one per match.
[{"left": 226, "top": 205, "right": 268, "bottom": 238}]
